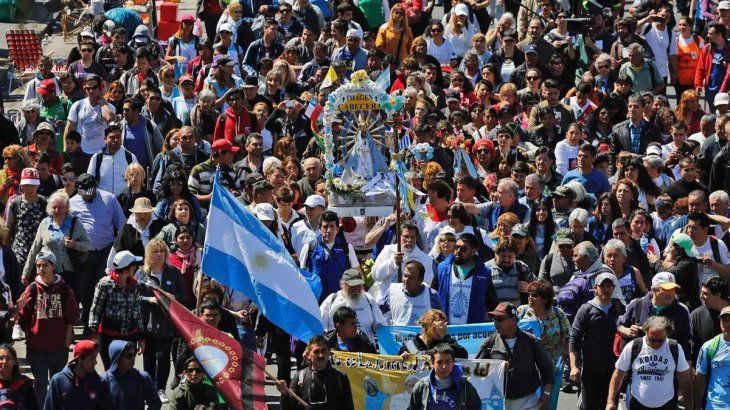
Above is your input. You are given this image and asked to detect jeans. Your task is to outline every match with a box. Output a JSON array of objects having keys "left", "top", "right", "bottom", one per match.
[
  {"left": 27, "top": 349, "right": 68, "bottom": 405},
  {"left": 505, "top": 390, "right": 540, "bottom": 410},
  {"left": 80, "top": 246, "right": 111, "bottom": 328},
  {"left": 143, "top": 337, "right": 173, "bottom": 391}
]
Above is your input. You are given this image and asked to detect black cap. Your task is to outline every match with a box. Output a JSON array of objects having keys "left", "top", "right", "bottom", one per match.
[
  {"left": 76, "top": 173, "right": 97, "bottom": 190},
  {"left": 446, "top": 90, "right": 460, "bottom": 102},
  {"left": 243, "top": 76, "right": 259, "bottom": 88}
]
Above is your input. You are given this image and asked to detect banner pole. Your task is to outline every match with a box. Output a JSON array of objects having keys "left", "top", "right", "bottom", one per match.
[{"left": 264, "top": 369, "right": 308, "bottom": 407}]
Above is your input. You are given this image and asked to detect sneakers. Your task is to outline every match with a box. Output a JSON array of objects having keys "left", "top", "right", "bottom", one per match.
[
  {"left": 11, "top": 324, "right": 24, "bottom": 341},
  {"left": 158, "top": 390, "right": 169, "bottom": 404}
]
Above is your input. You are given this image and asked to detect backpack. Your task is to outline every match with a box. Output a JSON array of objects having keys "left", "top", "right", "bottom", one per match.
[
  {"left": 93, "top": 149, "right": 134, "bottom": 183},
  {"left": 169, "top": 36, "right": 200, "bottom": 58},
  {"left": 556, "top": 273, "right": 594, "bottom": 321},
  {"left": 0, "top": 377, "right": 29, "bottom": 410}
]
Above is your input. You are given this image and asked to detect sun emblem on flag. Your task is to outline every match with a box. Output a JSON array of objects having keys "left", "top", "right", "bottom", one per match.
[{"left": 252, "top": 253, "right": 269, "bottom": 269}]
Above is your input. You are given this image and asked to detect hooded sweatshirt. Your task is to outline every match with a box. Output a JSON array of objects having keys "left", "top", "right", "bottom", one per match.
[
  {"left": 44, "top": 363, "right": 111, "bottom": 410},
  {"left": 409, "top": 364, "right": 481, "bottom": 410},
  {"left": 212, "top": 106, "right": 258, "bottom": 144},
  {"left": 101, "top": 340, "right": 160, "bottom": 410},
  {"left": 17, "top": 275, "right": 79, "bottom": 352}
]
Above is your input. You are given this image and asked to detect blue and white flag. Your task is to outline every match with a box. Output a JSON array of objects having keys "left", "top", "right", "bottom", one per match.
[
  {"left": 202, "top": 173, "right": 324, "bottom": 342},
  {"left": 374, "top": 66, "right": 391, "bottom": 92},
  {"left": 398, "top": 132, "right": 411, "bottom": 151}
]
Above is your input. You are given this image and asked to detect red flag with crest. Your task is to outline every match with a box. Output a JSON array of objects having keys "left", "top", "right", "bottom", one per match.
[{"left": 153, "top": 288, "right": 267, "bottom": 410}]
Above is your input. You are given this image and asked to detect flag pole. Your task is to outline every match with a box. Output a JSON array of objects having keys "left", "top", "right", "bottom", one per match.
[{"left": 264, "top": 369, "right": 309, "bottom": 407}]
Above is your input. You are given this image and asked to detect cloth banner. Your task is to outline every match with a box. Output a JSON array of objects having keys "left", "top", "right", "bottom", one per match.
[
  {"left": 331, "top": 351, "right": 507, "bottom": 410},
  {"left": 376, "top": 318, "right": 542, "bottom": 357}
]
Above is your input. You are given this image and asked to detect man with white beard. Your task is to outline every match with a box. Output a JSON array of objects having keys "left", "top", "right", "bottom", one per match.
[
  {"left": 369, "top": 222, "right": 435, "bottom": 307},
  {"left": 381, "top": 261, "right": 442, "bottom": 326},
  {"left": 320, "top": 269, "right": 386, "bottom": 344}
]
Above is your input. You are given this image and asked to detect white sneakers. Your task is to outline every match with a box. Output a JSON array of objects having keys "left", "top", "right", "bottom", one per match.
[{"left": 11, "top": 324, "right": 24, "bottom": 341}]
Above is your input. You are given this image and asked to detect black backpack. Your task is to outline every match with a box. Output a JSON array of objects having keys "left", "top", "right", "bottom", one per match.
[{"left": 0, "top": 378, "right": 29, "bottom": 410}]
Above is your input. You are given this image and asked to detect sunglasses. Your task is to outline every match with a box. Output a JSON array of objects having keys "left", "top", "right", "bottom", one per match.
[
  {"left": 526, "top": 76, "right": 540, "bottom": 80},
  {"left": 431, "top": 28, "right": 443, "bottom": 33},
  {"left": 61, "top": 176, "right": 76, "bottom": 183},
  {"left": 148, "top": 96, "right": 161, "bottom": 101},
  {"left": 185, "top": 367, "right": 204, "bottom": 374},
  {"left": 81, "top": 48, "right": 94, "bottom": 53},
  {"left": 84, "top": 85, "right": 100, "bottom": 90}
]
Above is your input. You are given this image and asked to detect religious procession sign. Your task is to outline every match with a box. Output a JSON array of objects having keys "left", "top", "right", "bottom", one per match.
[{"left": 322, "top": 70, "right": 404, "bottom": 217}]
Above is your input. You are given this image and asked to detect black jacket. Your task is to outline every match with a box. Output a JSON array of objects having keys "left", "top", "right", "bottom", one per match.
[
  {"left": 112, "top": 218, "right": 166, "bottom": 258},
  {"left": 475, "top": 329, "right": 554, "bottom": 399},
  {"left": 324, "top": 329, "right": 376, "bottom": 354},
  {"left": 709, "top": 143, "right": 730, "bottom": 193},
  {"left": 570, "top": 299, "right": 625, "bottom": 370},
  {"left": 116, "top": 187, "right": 157, "bottom": 219},
  {"left": 283, "top": 365, "right": 354, "bottom": 410},
  {"left": 609, "top": 119, "right": 661, "bottom": 174},
  {"left": 136, "top": 265, "right": 186, "bottom": 338},
  {"left": 689, "top": 305, "right": 723, "bottom": 363}
]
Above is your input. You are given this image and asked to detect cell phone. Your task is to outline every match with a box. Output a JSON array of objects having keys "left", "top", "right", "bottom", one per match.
[{"left": 286, "top": 100, "right": 296, "bottom": 108}]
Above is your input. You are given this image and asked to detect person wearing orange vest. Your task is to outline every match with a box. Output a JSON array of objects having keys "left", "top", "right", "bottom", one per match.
[{"left": 676, "top": 16, "right": 705, "bottom": 98}]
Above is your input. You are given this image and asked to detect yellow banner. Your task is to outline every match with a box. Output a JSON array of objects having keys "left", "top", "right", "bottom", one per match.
[
  {"left": 337, "top": 93, "right": 380, "bottom": 111},
  {"left": 331, "top": 352, "right": 506, "bottom": 410}
]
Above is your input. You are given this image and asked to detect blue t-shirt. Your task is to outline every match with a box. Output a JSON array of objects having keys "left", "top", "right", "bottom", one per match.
[
  {"left": 561, "top": 169, "right": 612, "bottom": 196},
  {"left": 708, "top": 49, "right": 726, "bottom": 92},
  {"left": 696, "top": 336, "right": 730, "bottom": 409},
  {"left": 124, "top": 120, "right": 150, "bottom": 168}
]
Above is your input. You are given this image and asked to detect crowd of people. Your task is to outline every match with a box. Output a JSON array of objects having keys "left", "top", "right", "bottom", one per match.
[{"left": 0, "top": 0, "right": 729, "bottom": 407}]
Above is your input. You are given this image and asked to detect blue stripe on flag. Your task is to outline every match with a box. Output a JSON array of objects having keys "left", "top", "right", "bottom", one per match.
[
  {"left": 203, "top": 174, "right": 324, "bottom": 342},
  {"left": 398, "top": 134, "right": 411, "bottom": 151}
]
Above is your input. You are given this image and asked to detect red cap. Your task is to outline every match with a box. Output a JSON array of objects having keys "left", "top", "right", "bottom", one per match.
[
  {"left": 72, "top": 340, "right": 99, "bottom": 361},
  {"left": 37, "top": 79, "right": 56, "bottom": 95},
  {"left": 181, "top": 13, "right": 195, "bottom": 22},
  {"left": 212, "top": 139, "right": 240, "bottom": 153},
  {"left": 178, "top": 74, "right": 195, "bottom": 84}
]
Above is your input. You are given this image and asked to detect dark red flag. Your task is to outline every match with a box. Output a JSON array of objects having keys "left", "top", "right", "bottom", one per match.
[{"left": 154, "top": 289, "right": 267, "bottom": 410}]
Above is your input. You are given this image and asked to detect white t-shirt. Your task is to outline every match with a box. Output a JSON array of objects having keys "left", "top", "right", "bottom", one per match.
[
  {"left": 642, "top": 23, "right": 678, "bottom": 78},
  {"left": 615, "top": 337, "right": 689, "bottom": 408},
  {"left": 68, "top": 98, "right": 116, "bottom": 154},
  {"left": 554, "top": 140, "right": 580, "bottom": 176},
  {"left": 692, "top": 236, "right": 730, "bottom": 286},
  {"left": 426, "top": 38, "right": 457, "bottom": 65}
]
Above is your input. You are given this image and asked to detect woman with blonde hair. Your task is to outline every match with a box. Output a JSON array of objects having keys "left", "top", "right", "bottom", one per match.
[
  {"left": 489, "top": 212, "right": 520, "bottom": 247},
  {"left": 375, "top": 4, "right": 413, "bottom": 61},
  {"left": 117, "top": 163, "right": 156, "bottom": 219},
  {"left": 157, "top": 64, "right": 180, "bottom": 101},
  {"left": 163, "top": 14, "right": 200, "bottom": 79},
  {"left": 0, "top": 145, "right": 31, "bottom": 207},
  {"left": 674, "top": 89, "right": 705, "bottom": 134},
  {"left": 136, "top": 237, "right": 185, "bottom": 399},
  {"left": 398, "top": 309, "right": 468, "bottom": 357},
  {"left": 271, "top": 59, "right": 298, "bottom": 88},
  {"left": 445, "top": 3, "right": 479, "bottom": 59}
]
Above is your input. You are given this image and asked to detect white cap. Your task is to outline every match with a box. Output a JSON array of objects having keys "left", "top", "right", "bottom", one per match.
[
  {"left": 254, "top": 203, "right": 276, "bottom": 221},
  {"left": 80, "top": 27, "right": 95, "bottom": 38},
  {"left": 652, "top": 271, "right": 680, "bottom": 290},
  {"left": 304, "top": 195, "right": 326, "bottom": 208},
  {"left": 594, "top": 272, "right": 618, "bottom": 286},
  {"left": 454, "top": 3, "right": 469, "bottom": 16},
  {"left": 103, "top": 20, "right": 115, "bottom": 34},
  {"left": 564, "top": 180, "right": 586, "bottom": 203},
  {"left": 219, "top": 22, "right": 234, "bottom": 33},
  {"left": 113, "top": 251, "right": 143, "bottom": 270},
  {"left": 645, "top": 145, "right": 662, "bottom": 156},
  {"left": 715, "top": 92, "right": 730, "bottom": 106},
  {"left": 346, "top": 28, "right": 361, "bottom": 38},
  {"left": 719, "top": 0, "right": 730, "bottom": 9}
]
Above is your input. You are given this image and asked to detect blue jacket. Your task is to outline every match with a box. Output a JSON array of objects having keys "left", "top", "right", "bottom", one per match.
[
  {"left": 44, "top": 363, "right": 112, "bottom": 410},
  {"left": 101, "top": 340, "right": 160, "bottom": 410},
  {"left": 307, "top": 233, "right": 351, "bottom": 303},
  {"left": 433, "top": 255, "right": 497, "bottom": 324},
  {"left": 330, "top": 46, "right": 368, "bottom": 72}
]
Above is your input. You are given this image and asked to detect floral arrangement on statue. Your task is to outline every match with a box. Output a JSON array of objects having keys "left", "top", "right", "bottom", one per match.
[{"left": 443, "top": 132, "right": 473, "bottom": 153}]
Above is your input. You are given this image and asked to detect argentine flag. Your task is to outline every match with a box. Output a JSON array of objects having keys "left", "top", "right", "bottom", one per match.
[{"left": 202, "top": 173, "right": 324, "bottom": 342}]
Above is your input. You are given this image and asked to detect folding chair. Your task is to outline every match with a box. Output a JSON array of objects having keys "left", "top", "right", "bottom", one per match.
[{"left": 5, "top": 29, "right": 42, "bottom": 92}]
